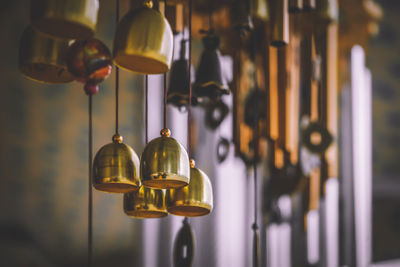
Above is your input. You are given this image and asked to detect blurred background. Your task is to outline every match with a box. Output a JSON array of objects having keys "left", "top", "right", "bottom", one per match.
[{"left": 0, "top": 0, "right": 399, "bottom": 267}]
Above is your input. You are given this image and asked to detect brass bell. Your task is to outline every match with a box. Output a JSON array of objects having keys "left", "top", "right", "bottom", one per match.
[
  {"left": 113, "top": 0, "right": 173, "bottom": 74},
  {"left": 141, "top": 128, "right": 190, "bottom": 189},
  {"left": 270, "top": 0, "right": 289, "bottom": 46},
  {"left": 93, "top": 134, "right": 141, "bottom": 193},
  {"left": 167, "top": 39, "right": 194, "bottom": 110},
  {"left": 19, "top": 26, "right": 74, "bottom": 84},
  {"left": 193, "top": 33, "right": 229, "bottom": 100},
  {"left": 30, "top": 0, "right": 99, "bottom": 39},
  {"left": 166, "top": 159, "right": 213, "bottom": 217},
  {"left": 124, "top": 186, "right": 168, "bottom": 218}
]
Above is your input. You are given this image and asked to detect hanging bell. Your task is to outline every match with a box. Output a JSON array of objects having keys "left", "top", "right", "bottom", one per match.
[
  {"left": 167, "top": 39, "right": 194, "bottom": 110},
  {"left": 113, "top": 0, "right": 173, "bottom": 74},
  {"left": 19, "top": 26, "right": 74, "bottom": 84},
  {"left": 193, "top": 33, "right": 229, "bottom": 100},
  {"left": 141, "top": 128, "right": 190, "bottom": 189},
  {"left": 93, "top": 134, "right": 141, "bottom": 193},
  {"left": 173, "top": 219, "right": 194, "bottom": 267},
  {"left": 270, "top": 0, "right": 289, "bottom": 46},
  {"left": 30, "top": 0, "right": 99, "bottom": 39},
  {"left": 166, "top": 159, "right": 213, "bottom": 217},
  {"left": 124, "top": 186, "right": 168, "bottom": 218}
]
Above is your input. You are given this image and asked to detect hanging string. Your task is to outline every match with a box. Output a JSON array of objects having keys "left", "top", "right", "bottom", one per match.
[
  {"left": 163, "top": 0, "right": 168, "bottom": 130},
  {"left": 251, "top": 31, "right": 259, "bottom": 267},
  {"left": 187, "top": 0, "right": 193, "bottom": 159},
  {"left": 115, "top": 0, "right": 120, "bottom": 135},
  {"left": 88, "top": 94, "right": 93, "bottom": 267},
  {"left": 145, "top": 75, "right": 149, "bottom": 144}
]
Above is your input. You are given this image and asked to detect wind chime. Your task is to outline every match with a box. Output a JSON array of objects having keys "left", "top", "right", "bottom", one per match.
[{"left": 18, "top": 0, "right": 214, "bottom": 266}]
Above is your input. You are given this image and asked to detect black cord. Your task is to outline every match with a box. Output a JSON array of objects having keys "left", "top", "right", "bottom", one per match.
[
  {"left": 187, "top": 0, "right": 193, "bottom": 159},
  {"left": 145, "top": 75, "right": 149, "bottom": 144},
  {"left": 88, "top": 94, "right": 93, "bottom": 267},
  {"left": 115, "top": 0, "right": 120, "bottom": 135}
]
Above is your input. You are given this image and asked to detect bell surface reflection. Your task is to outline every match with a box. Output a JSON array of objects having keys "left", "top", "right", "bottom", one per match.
[
  {"left": 140, "top": 128, "right": 190, "bottom": 189},
  {"left": 113, "top": 0, "right": 173, "bottom": 74},
  {"left": 124, "top": 186, "right": 168, "bottom": 218},
  {"left": 166, "top": 160, "right": 213, "bottom": 217},
  {"left": 93, "top": 134, "right": 141, "bottom": 193}
]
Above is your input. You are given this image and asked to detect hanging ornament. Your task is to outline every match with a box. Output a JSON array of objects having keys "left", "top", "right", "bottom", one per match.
[
  {"left": 173, "top": 218, "right": 194, "bottom": 267},
  {"left": 193, "top": 32, "right": 229, "bottom": 100},
  {"left": 141, "top": 128, "right": 190, "bottom": 189},
  {"left": 113, "top": 0, "right": 173, "bottom": 74},
  {"left": 66, "top": 38, "right": 112, "bottom": 93},
  {"left": 124, "top": 186, "right": 168, "bottom": 218},
  {"left": 30, "top": 0, "right": 99, "bottom": 39},
  {"left": 204, "top": 100, "right": 229, "bottom": 130},
  {"left": 167, "top": 39, "right": 196, "bottom": 110},
  {"left": 301, "top": 122, "right": 333, "bottom": 154},
  {"left": 270, "top": 0, "right": 289, "bottom": 46},
  {"left": 19, "top": 26, "right": 74, "bottom": 84},
  {"left": 166, "top": 159, "right": 213, "bottom": 217}
]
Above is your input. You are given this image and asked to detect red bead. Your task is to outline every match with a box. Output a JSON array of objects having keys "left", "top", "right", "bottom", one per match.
[{"left": 84, "top": 83, "right": 99, "bottom": 95}]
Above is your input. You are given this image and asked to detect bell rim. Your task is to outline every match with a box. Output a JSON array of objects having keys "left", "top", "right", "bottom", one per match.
[
  {"left": 114, "top": 54, "right": 170, "bottom": 74},
  {"left": 124, "top": 210, "right": 168, "bottom": 219},
  {"left": 93, "top": 180, "right": 140, "bottom": 193},
  {"left": 167, "top": 201, "right": 212, "bottom": 217},
  {"left": 141, "top": 175, "right": 189, "bottom": 189},
  {"left": 19, "top": 62, "right": 75, "bottom": 84}
]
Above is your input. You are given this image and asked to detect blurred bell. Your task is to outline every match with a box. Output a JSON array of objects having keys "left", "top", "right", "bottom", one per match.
[
  {"left": 270, "top": 0, "right": 289, "bottom": 46},
  {"left": 173, "top": 219, "right": 194, "bottom": 267},
  {"left": 231, "top": 0, "right": 253, "bottom": 35},
  {"left": 289, "top": 0, "right": 303, "bottom": 13},
  {"left": 124, "top": 186, "right": 167, "bottom": 218},
  {"left": 167, "top": 39, "right": 194, "bottom": 110},
  {"left": 193, "top": 33, "right": 229, "bottom": 99},
  {"left": 93, "top": 134, "right": 141, "bottom": 193},
  {"left": 166, "top": 159, "right": 213, "bottom": 217},
  {"left": 113, "top": 0, "right": 173, "bottom": 74},
  {"left": 31, "top": 0, "right": 99, "bottom": 39},
  {"left": 19, "top": 26, "right": 74, "bottom": 84},
  {"left": 141, "top": 128, "right": 190, "bottom": 189}
]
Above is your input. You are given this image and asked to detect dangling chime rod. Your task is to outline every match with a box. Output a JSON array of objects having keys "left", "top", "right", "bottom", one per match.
[
  {"left": 115, "top": 0, "right": 120, "bottom": 135},
  {"left": 88, "top": 93, "right": 93, "bottom": 267}
]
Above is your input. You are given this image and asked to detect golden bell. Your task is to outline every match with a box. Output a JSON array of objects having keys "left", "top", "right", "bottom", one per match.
[
  {"left": 93, "top": 134, "right": 141, "bottom": 193},
  {"left": 270, "top": 0, "right": 289, "bottom": 46},
  {"left": 19, "top": 26, "right": 74, "bottom": 84},
  {"left": 113, "top": 0, "right": 173, "bottom": 74},
  {"left": 166, "top": 159, "right": 213, "bottom": 217},
  {"left": 140, "top": 128, "right": 190, "bottom": 189},
  {"left": 124, "top": 186, "right": 168, "bottom": 218},
  {"left": 31, "top": 0, "right": 99, "bottom": 39}
]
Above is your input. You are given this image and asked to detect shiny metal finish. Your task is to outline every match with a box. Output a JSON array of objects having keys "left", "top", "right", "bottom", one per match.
[
  {"left": 31, "top": 0, "right": 99, "bottom": 39},
  {"left": 113, "top": 1, "right": 173, "bottom": 74},
  {"left": 166, "top": 161, "right": 213, "bottom": 217},
  {"left": 140, "top": 129, "right": 190, "bottom": 189},
  {"left": 124, "top": 186, "right": 168, "bottom": 218},
  {"left": 93, "top": 135, "right": 141, "bottom": 193},
  {"left": 270, "top": 0, "right": 289, "bottom": 46},
  {"left": 19, "top": 26, "right": 74, "bottom": 84}
]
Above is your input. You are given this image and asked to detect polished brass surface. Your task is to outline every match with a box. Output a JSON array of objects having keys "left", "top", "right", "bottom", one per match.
[
  {"left": 113, "top": 1, "right": 173, "bottom": 74},
  {"left": 270, "top": 0, "right": 289, "bottom": 46},
  {"left": 31, "top": 0, "right": 99, "bottom": 39},
  {"left": 166, "top": 163, "right": 213, "bottom": 217},
  {"left": 141, "top": 129, "right": 190, "bottom": 189},
  {"left": 19, "top": 26, "right": 74, "bottom": 84},
  {"left": 93, "top": 135, "right": 141, "bottom": 193},
  {"left": 124, "top": 186, "right": 168, "bottom": 218}
]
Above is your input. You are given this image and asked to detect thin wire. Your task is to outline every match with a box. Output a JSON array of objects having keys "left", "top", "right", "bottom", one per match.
[
  {"left": 88, "top": 94, "right": 93, "bottom": 267},
  {"left": 115, "top": 0, "right": 120, "bottom": 135},
  {"left": 145, "top": 75, "right": 149, "bottom": 144},
  {"left": 163, "top": 73, "right": 167, "bottom": 129},
  {"left": 187, "top": 0, "right": 193, "bottom": 159}
]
